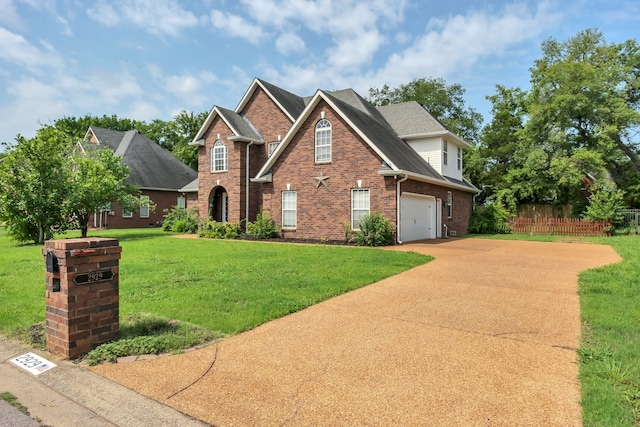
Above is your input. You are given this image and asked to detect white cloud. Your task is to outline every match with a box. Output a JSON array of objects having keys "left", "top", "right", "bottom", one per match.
[
  {"left": 275, "top": 32, "right": 305, "bottom": 55},
  {"left": 0, "top": 27, "right": 64, "bottom": 72},
  {"left": 87, "top": 0, "right": 200, "bottom": 37},
  {"left": 86, "top": 1, "right": 120, "bottom": 26},
  {"left": 370, "top": 1, "right": 561, "bottom": 89},
  {"left": 127, "top": 100, "right": 163, "bottom": 122},
  {"left": 0, "top": 0, "right": 25, "bottom": 32},
  {"left": 209, "top": 9, "right": 267, "bottom": 44}
]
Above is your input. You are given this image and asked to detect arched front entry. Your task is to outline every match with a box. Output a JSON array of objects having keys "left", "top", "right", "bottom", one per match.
[{"left": 208, "top": 186, "right": 228, "bottom": 222}]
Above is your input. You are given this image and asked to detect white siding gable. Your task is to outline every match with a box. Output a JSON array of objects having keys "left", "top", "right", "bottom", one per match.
[{"left": 406, "top": 136, "right": 464, "bottom": 181}]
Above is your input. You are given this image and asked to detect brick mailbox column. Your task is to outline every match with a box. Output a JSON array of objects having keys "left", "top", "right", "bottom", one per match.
[{"left": 43, "top": 238, "right": 122, "bottom": 359}]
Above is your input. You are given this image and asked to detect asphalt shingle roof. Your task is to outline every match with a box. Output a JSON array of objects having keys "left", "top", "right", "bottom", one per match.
[
  {"left": 86, "top": 126, "right": 197, "bottom": 190},
  {"left": 216, "top": 107, "right": 263, "bottom": 142},
  {"left": 322, "top": 91, "right": 444, "bottom": 181},
  {"left": 377, "top": 102, "right": 448, "bottom": 136},
  {"left": 256, "top": 79, "right": 306, "bottom": 120}
]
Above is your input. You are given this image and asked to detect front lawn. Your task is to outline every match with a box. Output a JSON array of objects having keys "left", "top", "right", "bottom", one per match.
[{"left": 0, "top": 227, "right": 430, "bottom": 336}]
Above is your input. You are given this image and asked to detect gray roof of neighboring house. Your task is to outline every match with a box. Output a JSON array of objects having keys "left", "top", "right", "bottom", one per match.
[
  {"left": 256, "top": 78, "right": 306, "bottom": 119},
  {"left": 322, "top": 91, "right": 444, "bottom": 181},
  {"left": 217, "top": 107, "right": 263, "bottom": 142},
  {"left": 86, "top": 126, "right": 198, "bottom": 191},
  {"left": 377, "top": 101, "right": 448, "bottom": 135}
]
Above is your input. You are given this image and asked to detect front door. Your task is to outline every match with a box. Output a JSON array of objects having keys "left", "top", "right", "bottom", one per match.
[{"left": 209, "top": 187, "right": 228, "bottom": 222}]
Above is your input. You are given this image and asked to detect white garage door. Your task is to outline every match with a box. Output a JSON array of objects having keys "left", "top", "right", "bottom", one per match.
[{"left": 400, "top": 193, "right": 436, "bottom": 242}]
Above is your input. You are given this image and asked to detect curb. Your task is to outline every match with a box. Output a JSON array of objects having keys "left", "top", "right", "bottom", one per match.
[{"left": 0, "top": 336, "right": 210, "bottom": 427}]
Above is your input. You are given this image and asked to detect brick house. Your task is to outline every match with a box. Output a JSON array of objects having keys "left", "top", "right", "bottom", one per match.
[
  {"left": 190, "top": 78, "right": 478, "bottom": 242},
  {"left": 82, "top": 126, "right": 198, "bottom": 229}
]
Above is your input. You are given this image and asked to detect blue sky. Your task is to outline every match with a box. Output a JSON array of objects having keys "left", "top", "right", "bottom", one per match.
[{"left": 0, "top": 0, "right": 638, "bottom": 145}]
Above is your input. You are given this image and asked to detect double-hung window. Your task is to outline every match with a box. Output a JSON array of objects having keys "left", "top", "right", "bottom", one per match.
[
  {"left": 443, "top": 140, "right": 448, "bottom": 166},
  {"left": 177, "top": 196, "right": 186, "bottom": 209},
  {"left": 447, "top": 191, "right": 453, "bottom": 219},
  {"left": 457, "top": 147, "right": 462, "bottom": 170},
  {"left": 139, "top": 196, "right": 150, "bottom": 218},
  {"left": 282, "top": 191, "right": 297, "bottom": 228},
  {"left": 315, "top": 119, "right": 331, "bottom": 163},
  {"left": 211, "top": 140, "right": 227, "bottom": 172},
  {"left": 351, "top": 189, "right": 370, "bottom": 230}
]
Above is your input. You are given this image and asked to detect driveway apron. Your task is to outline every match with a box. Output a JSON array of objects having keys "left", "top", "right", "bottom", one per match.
[{"left": 92, "top": 238, "right": 621, "bottom": 426}]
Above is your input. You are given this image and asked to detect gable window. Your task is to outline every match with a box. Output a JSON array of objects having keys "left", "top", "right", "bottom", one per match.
[
  {"left": 457, "top": 147, "right": 462, "bottom": 170},
  {"left": 443, "top": 140, "right": 448, "bottom": 166},
  {"left": 351, "top": 188, "right": 370, "bottom": 230},
  {"left": 315, "top": 119, "right": 331, "bottom": 163},
  {"left": 140, "top": 196, "right": 150, "bottom": 218},
  {"left": 282, "top": 191, "right": 297, "bottom": 228},
  {"left": 210, "top": 140, "right": 228, "bottom": 172},
  {"left": 268, "top": 141, "right": 279, "bottom": 157},
  {"left": 447, "top": 191, "right": 453, "bottom": 219}
]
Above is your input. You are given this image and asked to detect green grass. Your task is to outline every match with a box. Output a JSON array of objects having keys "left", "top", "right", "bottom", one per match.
[
  {"left": 0, "top": 227, "right": 430, "bottom": 360},
  {"left": 579, "top": 236, "right": 640, "bottom": 426},
  {"left": 0, "top": 392, "right": 30, "bottom": 416}
]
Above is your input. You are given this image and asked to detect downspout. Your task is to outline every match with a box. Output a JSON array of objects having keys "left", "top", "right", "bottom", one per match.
[
  {"left": 396, "top": 173, "right": 409, "bottom": 244},
  {"left": 246, "top": 141, "right": 254, "bottom": 226}
]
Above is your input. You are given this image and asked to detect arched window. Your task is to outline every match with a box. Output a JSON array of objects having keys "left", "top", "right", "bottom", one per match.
[
  {"left": 315, "top": 119, "right": 331, "bottom": 163},
  {"left": 210, "top": 140, "right": 227, "bottom": 172}
]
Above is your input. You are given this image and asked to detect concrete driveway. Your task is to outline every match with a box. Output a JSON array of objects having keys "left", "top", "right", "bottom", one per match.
[{"left": 92, "top": 238, "right": 621, "bottom": 426}]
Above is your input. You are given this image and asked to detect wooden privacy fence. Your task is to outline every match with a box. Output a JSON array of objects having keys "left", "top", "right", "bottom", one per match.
[{"left": 509, "top": 218, "right": 611, "bottom": 237}]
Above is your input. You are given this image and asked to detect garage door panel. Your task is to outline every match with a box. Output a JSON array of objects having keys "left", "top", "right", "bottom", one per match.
[{"left": 401, "top": 194, "right": 436, "bottom": 242}]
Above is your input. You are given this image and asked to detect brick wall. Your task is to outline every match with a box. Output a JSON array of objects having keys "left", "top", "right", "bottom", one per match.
[
  {"left": 262, "top": 101, "right": 397, "bottom": 241},
  {"left": 89, "top": 189, "right": 184, "bottom": 229},
  {"left": 44, "top": 238, "right": 121, "bottom": 359},
  {"left": 401, "top": 180, "right": 473, "bottom": 235}
]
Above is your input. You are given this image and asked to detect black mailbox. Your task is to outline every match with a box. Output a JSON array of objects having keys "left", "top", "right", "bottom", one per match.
[
  {"left": 45, "top": 251, "right": 59, "bottom": 273},
  {"left": 45, "top": 251, "right": 60, "bottom": 292}
]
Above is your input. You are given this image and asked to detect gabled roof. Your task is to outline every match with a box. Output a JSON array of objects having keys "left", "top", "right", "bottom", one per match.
[
  {"left": 236, "top": 78, "right": 306, "bottom": 122},
  {"left": 191, "top": 106, "right": 264, "bottom": 145},
  {"left": 84, "top": 126, "right": 197, "bottom": 191},
  {"left": 377, "top": 102, "right": 472, "bottom": 148}
]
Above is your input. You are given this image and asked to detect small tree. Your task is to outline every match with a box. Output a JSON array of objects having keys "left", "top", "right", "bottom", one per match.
[
  {"left": 582, "top": 182, "right": 626, "bottom": 232},
  {"left": 0, "top": 128, "right": 72, "bottom": 244},
  {"left": 67, "top": 147, "right": 141, "bottom": 238}
]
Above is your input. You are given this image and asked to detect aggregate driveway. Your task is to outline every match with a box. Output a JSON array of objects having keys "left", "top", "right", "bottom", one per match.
[{"left": 92, "top": 238, "right": 621, "bottom": 426}]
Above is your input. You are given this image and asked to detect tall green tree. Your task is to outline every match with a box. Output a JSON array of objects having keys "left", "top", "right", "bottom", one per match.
[
  {"left": 68, "top": 147, "right": 140, "bottom": 238},
  {"left": 480, "top": 29, "right": 640, "bottom": 210},
  {"left": 369, "top": 77, "right": 483, "bottom": 144},
  {"left": 0, "top": 127, "right": 72, "bottom": 243}
]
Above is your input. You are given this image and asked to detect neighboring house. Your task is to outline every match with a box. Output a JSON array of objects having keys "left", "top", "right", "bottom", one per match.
[
  {"left": 81, "top": 126, "right": 198, "bottom": 229},
  {"left": 190, "top": 78, "right": 478, "bottom": 242}
]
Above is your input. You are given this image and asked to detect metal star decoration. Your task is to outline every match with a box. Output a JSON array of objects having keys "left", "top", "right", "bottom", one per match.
[{"left": 314, "top": 171, "right": 330, "bottom": 188}]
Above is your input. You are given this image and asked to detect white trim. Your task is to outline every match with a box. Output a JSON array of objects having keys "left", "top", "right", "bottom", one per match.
[
  {"left": 236, "top": 78, "right": 297, "bottom": 122},
  {"left": 139, "top": 196, "right": 150, "bottom": 218},
  {"left": 282, "top": 190, "right": 297, "bottom": 228},
  {"left": 399, "top": 130, "right": 472, "bottom": 148},
  {"left": 351, "top": 188, "right": 370, "bottom": 230},
  {"left": 379, "top": 169, "right": 479, "bottom": 194},
  {"left": 255, "top": 90, "right": 399, "bottom": 180}
]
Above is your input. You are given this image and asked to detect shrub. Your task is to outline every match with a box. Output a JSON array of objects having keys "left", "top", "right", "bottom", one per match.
[
  {"left": 198, "top": 220, "right": 241, "bottom": 239},
  {"left": 246, "top": 212, "right": 279, "bottom": 239},
  {"left": 582, "top": 182, "right": 626, "bottom": 233},
  {"left": 162, "top": 206, "right": 199, "bottom": 233},
  {"left": 468, "top": 203, "right": 512, "bottom": 234},
  {"left": 354, "top": 213, "right": 395, "bottom": 246}
]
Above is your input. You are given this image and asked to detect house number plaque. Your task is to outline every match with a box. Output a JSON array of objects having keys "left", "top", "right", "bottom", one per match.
[{"left": 74, "top": 269, "right": 114, "bottom": 285}]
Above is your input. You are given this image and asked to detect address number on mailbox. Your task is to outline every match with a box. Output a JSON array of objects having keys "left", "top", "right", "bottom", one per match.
[{"left": 75, "top": 269, "right": 114, "bottom": 285}]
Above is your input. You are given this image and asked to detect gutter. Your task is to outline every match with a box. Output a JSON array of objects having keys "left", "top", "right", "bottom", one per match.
[
  {"left": 378, "top": 169, "right": 480, "bottom": 194},
  {"left": 396, "top": 174, "right": 409, "bottom": 244},
  {"left": 245, "top": 142, "right": 254, "bottom": 225}
]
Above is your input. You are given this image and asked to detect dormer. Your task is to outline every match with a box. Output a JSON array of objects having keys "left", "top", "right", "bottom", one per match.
[{"left": 376, "top": 101, "right": 471, "bottom": 181}]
